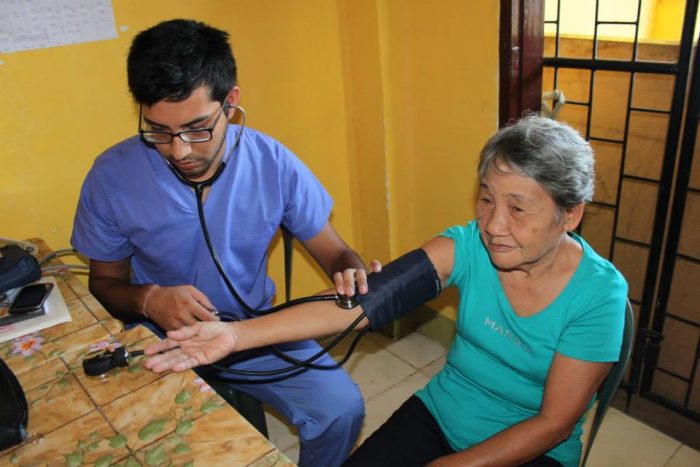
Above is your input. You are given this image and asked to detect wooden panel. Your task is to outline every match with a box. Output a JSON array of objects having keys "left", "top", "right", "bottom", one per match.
[
  {"left": 668, "top": 257, "right": 700, "bottom": 324},
  {"left": 591, "top": 140, "right": 623, "bottom": 205},
  {"left": 558, "top": 103, "right": 588, "bottom": 136},
  {"left": 542, "top": 66, "right": 555, "bottom": 93},
  {"left": 691, "top": 366, "right": 700, "bottom": 413},
  {"left": 591, "top": 71, "right": 631, "bottom": 141},
  {"left": 650, "top": 370, "right": 690, "bottom": 407},
  {"left": 657, "top": 318, "right": 697, "bottom": 378},
  {"left": 626, "top": 111, "right": 669, "bottom": 181},
  {"left": 618, "top": 179, "right": 658, "bottom": 244},
  {"left": 612, "top": 241, "right": 649, "bottom": 303},
  {"left": 556, "top": 67, "right": 591, "bottom": 102},
  {"left": 632, "top": 74, "right": 675, "bottom": 111},
  {"left": 581, "top": 205, "right": 615, "bottom": 259},
  {"left": 679, "top": 191, "right": 700, "bottom": 258},
  {"left": 596, "top": 25, "right": 636, "bottom": 60},
  {"left": 691, "top": 121, "right": 700, "bottom": 190}
]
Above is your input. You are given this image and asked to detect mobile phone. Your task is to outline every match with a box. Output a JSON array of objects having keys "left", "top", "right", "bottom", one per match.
[
  {"left": 10, "top": 283, "right": 53, "bottom": 314},
  {"left": 0, "top": 283, "right": 53, "bottom": 326}
]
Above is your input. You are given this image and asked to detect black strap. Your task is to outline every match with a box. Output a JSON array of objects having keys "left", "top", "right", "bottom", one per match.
[{"left": 281, "top": 225, "right": 293, "bottom": 302}]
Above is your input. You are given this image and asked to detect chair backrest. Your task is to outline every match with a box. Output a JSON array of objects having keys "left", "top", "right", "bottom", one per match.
[{"left": 579, "top": 299, "right": 635, "bottom": 466}]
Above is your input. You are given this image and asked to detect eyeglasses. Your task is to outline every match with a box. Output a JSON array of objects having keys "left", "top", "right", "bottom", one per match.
[{"left": 138, "top": 104, "right": 226, "bottom": 144}]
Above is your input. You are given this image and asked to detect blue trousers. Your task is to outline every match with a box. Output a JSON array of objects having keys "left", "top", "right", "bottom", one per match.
[{"left": 135, "top": 322, "right": 365, "bottom": 467}]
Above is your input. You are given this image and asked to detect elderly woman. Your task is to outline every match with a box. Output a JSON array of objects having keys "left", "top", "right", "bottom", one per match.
[{"left": 145, "top": 115, "right": 627, "bottom": 467}]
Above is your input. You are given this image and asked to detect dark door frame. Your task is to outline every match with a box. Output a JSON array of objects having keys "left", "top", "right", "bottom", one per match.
[{"left": 499, "top": 0, "right": 545, "bottom": 127}]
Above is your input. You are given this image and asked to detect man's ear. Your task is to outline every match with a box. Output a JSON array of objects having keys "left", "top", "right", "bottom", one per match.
[{"left": 224, "top": 86, "right": 241, "bottom": 117}]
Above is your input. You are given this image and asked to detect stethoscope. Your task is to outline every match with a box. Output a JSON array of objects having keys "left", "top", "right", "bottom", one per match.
[{"left": 156, "top": 104, "right": 369, "bottom": 378}]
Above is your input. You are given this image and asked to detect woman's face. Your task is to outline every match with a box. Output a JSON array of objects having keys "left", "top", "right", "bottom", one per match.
[{"left": 476, "top": 161, "right": 581, "bottom": 273}]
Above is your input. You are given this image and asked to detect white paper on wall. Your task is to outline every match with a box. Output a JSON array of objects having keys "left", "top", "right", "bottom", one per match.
[{"left": 0, "top": 0, "right": 117, "bottom": 54}]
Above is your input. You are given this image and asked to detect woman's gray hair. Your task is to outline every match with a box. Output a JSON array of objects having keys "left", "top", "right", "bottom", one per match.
[{"left": 478, "top": 114, "right": 594, "bottom": 208}]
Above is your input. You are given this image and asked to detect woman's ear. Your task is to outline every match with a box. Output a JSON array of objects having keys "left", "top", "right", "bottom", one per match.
[{"left": 564, "top": 204, "right": 585, "bottom": 231}]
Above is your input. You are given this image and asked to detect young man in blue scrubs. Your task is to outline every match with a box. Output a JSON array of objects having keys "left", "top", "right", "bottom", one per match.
[{"left": 71, "top": 19, "right": 377, "bottom": 467}]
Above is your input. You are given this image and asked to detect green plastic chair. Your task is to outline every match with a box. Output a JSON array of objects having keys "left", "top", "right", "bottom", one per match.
[{"left": 580, "top": 299, "right": 635, "bottom": 466}]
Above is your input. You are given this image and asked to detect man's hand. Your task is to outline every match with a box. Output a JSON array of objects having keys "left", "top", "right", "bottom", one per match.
[
  {"left": 143, "top": 285, "right": 219, "bottom": 331},
  {"left": 300, "top": 222, "right": 382, "bottom": 297},
  {"left": 144, "top": 321, "right": 238, "bottom": 373},
  {"left": 333, "top": 259, "right": 382, "bottom": 297}
]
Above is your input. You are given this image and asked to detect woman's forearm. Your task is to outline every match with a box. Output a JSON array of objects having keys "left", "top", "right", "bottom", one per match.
[
  {"left": 231, "top": 294, "right": 369, "bottom": 351},
  {"left": 428, "top": 415, "right": 570, "bottom": 467},
  {"left": 146, "top": 245, "right": 447, "bottom": 371},
  {"left": 232, "top": 244, "right": 447, "bottom": 351}
]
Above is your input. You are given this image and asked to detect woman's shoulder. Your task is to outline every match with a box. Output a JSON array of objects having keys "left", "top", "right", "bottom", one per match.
[
  {"left": 437, "top": 221, "right": 488, "bottom": 286},
  {"left": 569, "top": 234, "right": 629, "bottom": 307},
  {"left": 440, "top": 221, "right": 479, "bottom": 243},
  {"left": 578, "top": 236, "right": 626, "bottom": 285}
]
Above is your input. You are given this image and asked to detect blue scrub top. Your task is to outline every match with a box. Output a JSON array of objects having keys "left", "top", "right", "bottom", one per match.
[{"left": 72, "top": 125, "right": 333, "bottom": 317}]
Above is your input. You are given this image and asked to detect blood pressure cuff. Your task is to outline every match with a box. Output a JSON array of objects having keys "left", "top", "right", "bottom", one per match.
[
  {"left": 0, "top": 244, "right": 41, "bottom": 293},
  {"left": 356, "top": 248, "right": 442, "bottom": 330},
  {"left": 0, "top": 357, "right": 28, "bottom": 451}
]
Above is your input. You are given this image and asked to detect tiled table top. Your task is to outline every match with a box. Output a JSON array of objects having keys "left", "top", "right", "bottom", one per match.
[{"left": 0, "top": 239, "right": 294, "bottom": 466}]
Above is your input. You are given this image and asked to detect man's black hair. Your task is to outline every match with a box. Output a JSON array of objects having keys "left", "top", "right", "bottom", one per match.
[{"left": 127, "top": 19, "right": 237, "bottom": 106}]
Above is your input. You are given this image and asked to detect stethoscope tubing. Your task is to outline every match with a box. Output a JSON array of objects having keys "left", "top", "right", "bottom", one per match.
[{"left": 158, "top": 105, "right": 368, "bottom": 378}]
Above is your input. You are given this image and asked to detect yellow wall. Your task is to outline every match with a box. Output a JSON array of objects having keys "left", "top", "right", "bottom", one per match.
[
  {"left": 378, "top": 1, "right": 498, "bottom": 256},
  {"left": 649, "top": 0, "right": 700, "bottom": 42},
  {"left": 0, "top": 0, "right": 499, "bottom": 319}
]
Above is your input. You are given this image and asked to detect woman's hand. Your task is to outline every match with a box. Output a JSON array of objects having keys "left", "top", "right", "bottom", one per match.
[{"left": 143, "top": 321, "right": 238, "bottom": 373}]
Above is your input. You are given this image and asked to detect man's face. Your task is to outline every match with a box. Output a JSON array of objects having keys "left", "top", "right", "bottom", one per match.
[{"left": 140, "top": 86, "right": 238, "bottom": 182}]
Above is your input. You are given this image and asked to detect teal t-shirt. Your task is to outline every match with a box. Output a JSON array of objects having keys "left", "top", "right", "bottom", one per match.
[{"left": 416, "top": 221, "right": 628, "bottom": 467}]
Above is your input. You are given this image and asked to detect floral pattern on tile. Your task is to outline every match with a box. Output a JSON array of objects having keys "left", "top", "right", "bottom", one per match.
[{"left": 1, "top": 239, "right": 293, "bottom": 466}]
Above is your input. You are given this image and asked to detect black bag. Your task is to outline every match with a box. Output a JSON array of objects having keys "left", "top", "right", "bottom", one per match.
[
  {"left": 0, "top": 358, "right": 28, "bottom": 451},
  {"left": 0, "top": 245, "right": 41, "bottom": 293}
]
